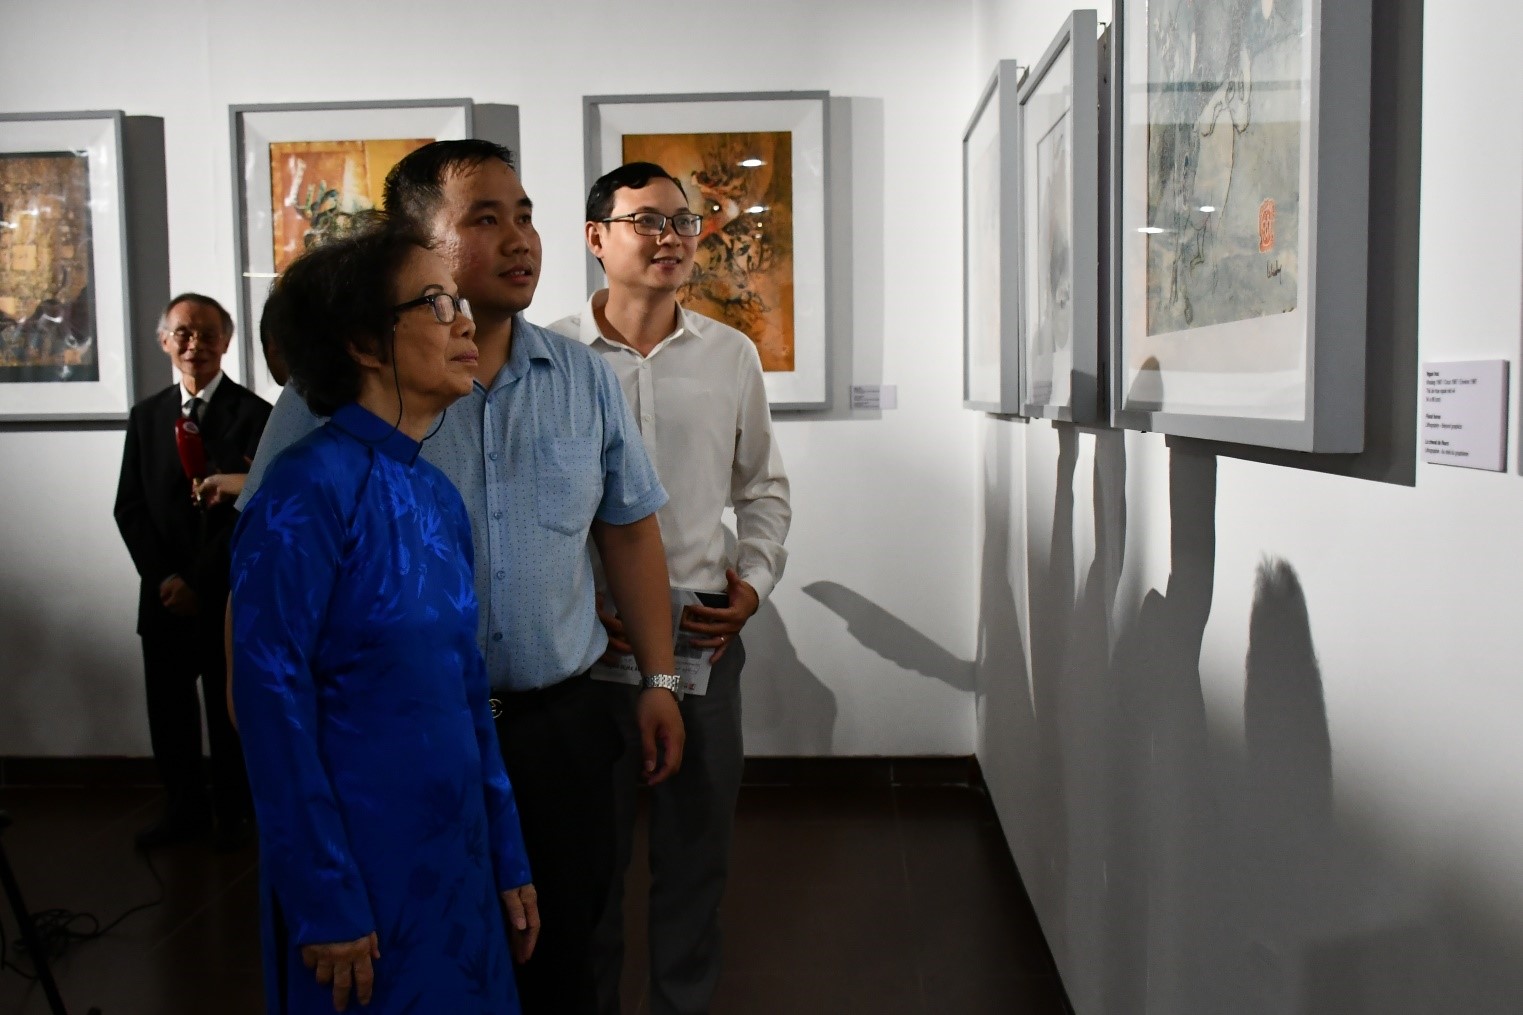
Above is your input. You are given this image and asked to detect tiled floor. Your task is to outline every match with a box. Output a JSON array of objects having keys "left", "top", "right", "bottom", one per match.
[{"left": 0, "top": 776, "right": 1068, "bottom": 1014}]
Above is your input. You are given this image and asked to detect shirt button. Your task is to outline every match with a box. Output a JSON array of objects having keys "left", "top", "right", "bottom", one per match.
[
  {"left": 488, "top": 451, "right": 499, "bottom": 462},
  {"left": 642, "top": 415, "right": 653, "bottom": 425},
  {"left": 492, "top": 632, "right": 504, "bottom": 642},
  {"left": 493, "top": 511, "right": 503, "bottom": 520},
  {"left": 495, "top": 569, "right": 506, "bottom": 580}
]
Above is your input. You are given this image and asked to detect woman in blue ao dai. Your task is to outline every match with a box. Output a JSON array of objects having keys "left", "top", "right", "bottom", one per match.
[{"left": 231, "top": 224, "right": 538, "bottom": 1013}]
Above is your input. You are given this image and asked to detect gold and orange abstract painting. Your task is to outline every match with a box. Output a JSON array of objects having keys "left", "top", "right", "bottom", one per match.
[
  {"left": 622, "top": 131, "right": 794, "bottom": 371},
  {"left": 269, "top": 138, "right": 431, "bottom": 272}
]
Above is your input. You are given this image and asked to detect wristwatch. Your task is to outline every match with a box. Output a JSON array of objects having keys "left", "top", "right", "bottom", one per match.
[{"left": 641, "top": 672, "right": 682, "bottom": 695}]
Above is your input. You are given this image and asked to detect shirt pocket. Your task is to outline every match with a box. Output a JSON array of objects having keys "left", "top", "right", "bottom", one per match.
[{"left": 535, "top": 436, "right": 603, "bottom": 536}]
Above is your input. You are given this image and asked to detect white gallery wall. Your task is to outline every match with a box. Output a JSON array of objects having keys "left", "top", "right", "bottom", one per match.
[
  {"left": 974, "top": 0, "right": 1523, "bottom": 1010},
  {"left": 0, "top": 0, "right": 982, "bottom": 758}
]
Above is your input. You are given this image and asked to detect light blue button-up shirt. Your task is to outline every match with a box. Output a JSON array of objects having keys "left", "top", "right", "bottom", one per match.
[
  {"left": 236, "top": 315, "right": 667, "bottom": 693},
  {"left": 422, "top": 316, "right": 667, "bottom": 691}
]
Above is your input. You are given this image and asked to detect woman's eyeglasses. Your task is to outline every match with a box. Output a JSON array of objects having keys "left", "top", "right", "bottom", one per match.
[{"left": 393, "top": 292, "right": 472, "bottom": 325}]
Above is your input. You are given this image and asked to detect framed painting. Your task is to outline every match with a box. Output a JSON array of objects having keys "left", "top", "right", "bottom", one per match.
[
  {"left": 1018, "top": 11, "right": 1100, "bottom": 423},
  {"left": 1110, "top": 0, "right": 1371, "bottom": 451},
  {"left": 230, "top": 99, "right": 476, "bottom": 402},
  {"left": 584, "top": 91, "right": 831, "bottom": 410},
  {"left": 0, "top": 111, "right": 147, "bottom": 422},
  {"left": 963, "top": 61, "right": 1024, "bottom": 415}
]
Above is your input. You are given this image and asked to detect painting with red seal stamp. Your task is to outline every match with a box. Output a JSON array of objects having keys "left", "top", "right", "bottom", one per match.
[{"left": 1143, "top": 0, "right": 1302, "bottom": 334}]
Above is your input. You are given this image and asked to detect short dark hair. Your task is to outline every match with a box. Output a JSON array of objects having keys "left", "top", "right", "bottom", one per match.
[
  {"left": 266, "top": 218, "right": 432, "bottom": 417},
  {"left": 159, "top": 293, "right": 234, "bottom": 339},
  {"left": 258, "top": 299, "right": 276, "bottom": 351},
  {"left": 585, "top": 162, "right": 688, "bottom": 223},
  {"left": 383, "top": 139, "right": 517, "bottom": 228},
  {"left": 258, "top": 283, "right": 290, "bottom": 388}
]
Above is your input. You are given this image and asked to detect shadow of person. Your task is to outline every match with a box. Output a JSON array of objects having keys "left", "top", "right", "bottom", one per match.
[
  {"left": 1124, "top": 355, "right": 1167, "bottom": 413},
  {"left": 1016, "top": 422, "right": 1083, "bottom": 960},
  {"left": 1052, "top": 425, "right": 1129, "bottom": 990},
  {"left": 800, "top": 581, "right": 973, "bottom": 692},
  {"left": 741, "top": 596, "right": 839, "bottom": 755},
  {"left": 1099, "top": 441, "right": 1223, "bottom": 1015},
  {"left": 1244, "top": 560, "right": 1333, "bottom": 841},
  {"left": 972, "top": 422, "right": 1040, "bottom": 874},
  {"left": 1232, "top": 556, "right": 1340, "bottom": 1012},
  {"left": 1233, "top": 559, "right": 1523, "bottom": 1012}
]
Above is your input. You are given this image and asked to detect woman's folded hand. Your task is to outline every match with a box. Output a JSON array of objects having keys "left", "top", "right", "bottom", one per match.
[
  {"left": 301, "top": 931, "right": 380, "bottom": 1011},
  {"left": 501, "top": 884, "right": 541, "bottom": 964}
]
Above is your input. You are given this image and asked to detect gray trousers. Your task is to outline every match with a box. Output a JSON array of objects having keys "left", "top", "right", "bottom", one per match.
[{"left": 595, "top": 632, "right": 746, "bottom": 1015}]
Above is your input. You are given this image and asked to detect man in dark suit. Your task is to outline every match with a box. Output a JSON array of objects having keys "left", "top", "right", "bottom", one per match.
[{"left": 114, "top": 293, "right": 271, "bottom": 849}]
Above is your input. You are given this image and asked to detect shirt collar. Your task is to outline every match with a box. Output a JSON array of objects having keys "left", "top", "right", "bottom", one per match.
[
  {"left": 180, "top": 371, "right": 224, "bottom": 406},
  {"left": 483, "top": 314, "right": 556, "bottom": 393},
  {"left": 578, "top": 289, "right": 692, "bottom": 355},
  {"left": 329, "top": 402, "right": 422, "bottom": 465}
]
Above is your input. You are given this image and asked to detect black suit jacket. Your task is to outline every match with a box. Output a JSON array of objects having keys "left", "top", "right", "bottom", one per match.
[{"left": 114, "top": 378, "right": 272, "bottom": 635}]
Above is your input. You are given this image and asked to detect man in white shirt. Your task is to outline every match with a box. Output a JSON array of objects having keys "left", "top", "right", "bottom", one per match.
[{"left": 550, "top": 162, "right": 791, "bottom": 1015}]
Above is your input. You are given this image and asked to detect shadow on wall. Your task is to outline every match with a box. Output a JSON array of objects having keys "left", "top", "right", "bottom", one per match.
[
  {"left": 1098, "top": 441, "right": 1220, "bottom": 1014},
  {"left": 968, "top": 414, "right": 1041, "bottom": 859},
  {"left": 778, "top": 95, "right": 886, "bottom": 422},
  {"left": 1000, "top": 427, "right": 1523, "bottom": 1013},
  {"left": 1235, "top": 562, "right": 1523, "bottom": 1011},
  {"left": 1234, "top": 556, "right": 1341, "bottom": 1012},
  {"left": 801, "top": 581, "right": 974, "bottom": 693},
  {"left": 741, "top": 597, "right": 839, "bottom": 753},
  {"left": 1028, "top": 424, "right": 1139, "bottom": 1003}
]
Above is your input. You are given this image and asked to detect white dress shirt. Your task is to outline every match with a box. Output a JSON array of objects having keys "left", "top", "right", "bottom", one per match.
[
  {"left": 549, "top": 292, "right": 791, "bottom": 602},
  {"left": 180, "top": 370, "right": 224, "bottom": 416}
]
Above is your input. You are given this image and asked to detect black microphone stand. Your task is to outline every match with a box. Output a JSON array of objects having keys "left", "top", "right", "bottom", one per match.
[{"left": 0, "top": 809, "right": 83, "bottom": 1015}]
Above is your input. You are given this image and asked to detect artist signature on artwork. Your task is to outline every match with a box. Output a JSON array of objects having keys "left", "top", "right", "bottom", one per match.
[{"left": 1267, "top": 259, "right": 1283, "bottom": 280}]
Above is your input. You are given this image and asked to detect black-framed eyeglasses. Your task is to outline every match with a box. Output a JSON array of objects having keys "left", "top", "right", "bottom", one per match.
[
  {"left": 600, "top": 211, "right": 704, "bottom": 237},
  {"left": 161, "top": 326, "right": 219, "bottom": 348},
  {"left": 393, "top": 292, "right": 473, "bottom": 325}
]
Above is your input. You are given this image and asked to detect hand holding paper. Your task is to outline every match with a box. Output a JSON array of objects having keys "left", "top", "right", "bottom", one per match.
[{"left": 681, "top": 569, "right": 759, "bottom": 663}]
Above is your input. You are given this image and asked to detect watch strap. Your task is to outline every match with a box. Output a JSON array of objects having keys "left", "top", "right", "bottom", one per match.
[{"left": 641, "top": 672, "right": 682, "bottom": 694}]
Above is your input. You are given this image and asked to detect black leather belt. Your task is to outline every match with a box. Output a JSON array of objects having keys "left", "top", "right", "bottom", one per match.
[{"left": 488, "top": 667, "right": 594, "bottom": 719}]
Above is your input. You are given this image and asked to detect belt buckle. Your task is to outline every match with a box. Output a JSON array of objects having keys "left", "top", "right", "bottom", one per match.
[{"left": 489, "top": 697, "right": 504, "bottom": 719}]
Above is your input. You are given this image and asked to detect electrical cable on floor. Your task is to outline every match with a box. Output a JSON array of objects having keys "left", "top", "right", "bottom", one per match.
[{"left": 0, "top": 845, "right": 166, "bottom": 982}]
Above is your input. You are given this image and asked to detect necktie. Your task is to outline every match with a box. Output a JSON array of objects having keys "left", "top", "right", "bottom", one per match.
[{"left": 184, "top": 397, "right": 204, "bottom": 427}]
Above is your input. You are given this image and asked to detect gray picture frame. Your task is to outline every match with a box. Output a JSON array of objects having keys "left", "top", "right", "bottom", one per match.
[
  {"left": 0, "top": 109, "right": 166, "bottom": 424},
  {"left": 962, "top": 62, "right": 1024, "bottom": 415},
  {"left": 1017, "top": 10, "right": 1100, "bottom": 424},
  {"left": 584, "top": 91, "right": 832, "bottom": 411},
  {"left": 1108, "top": 0, "right": 1372, "bottom": 451},
  {"left": 229, "top": 98, "right": 519, "bottom": 401}
]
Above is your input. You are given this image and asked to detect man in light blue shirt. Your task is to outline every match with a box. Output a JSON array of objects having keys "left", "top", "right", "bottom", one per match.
[
  {"left": 235, "top": 141, "right": 683, "bottom": 1015},
  {"left": 423, "top": 315, "right": 669, "bottom": 688}
]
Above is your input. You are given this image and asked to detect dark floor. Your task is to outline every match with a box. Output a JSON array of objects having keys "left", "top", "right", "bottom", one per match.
[{"left": 0, "top": 776, "right": 1068, "bottom": 1015}]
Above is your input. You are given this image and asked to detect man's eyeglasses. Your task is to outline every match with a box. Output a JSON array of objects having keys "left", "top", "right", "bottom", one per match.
[
  {"left": 600, "top": 212, "right": 705, "bottom": 237},
  {"left": 161, "top": 327, "right": 219, "bottom": 348},
  {"left": 393, "top": 292, "right": 472, "bottom": 325}
]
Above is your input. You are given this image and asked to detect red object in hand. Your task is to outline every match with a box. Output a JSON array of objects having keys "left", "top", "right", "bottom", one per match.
[{"left": 175, "top": 415, "right": 208, "bottom": 480}]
